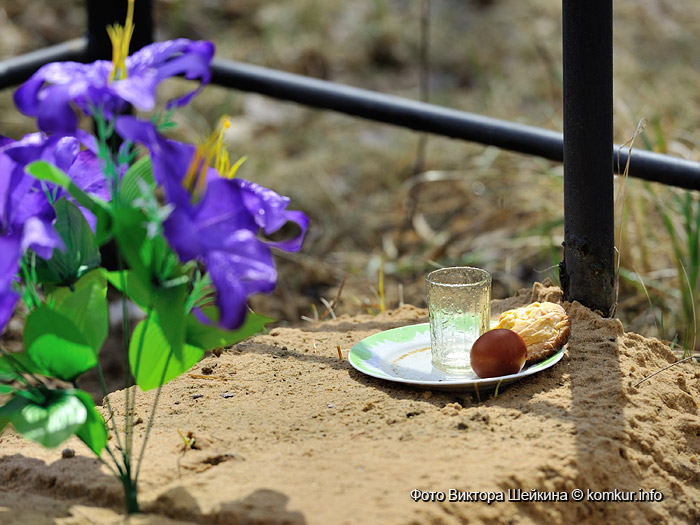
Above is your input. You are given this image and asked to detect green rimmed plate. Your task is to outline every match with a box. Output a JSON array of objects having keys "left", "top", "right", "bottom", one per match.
[{"left": 348, "top": 323, "right": 565, "bottom": 392}]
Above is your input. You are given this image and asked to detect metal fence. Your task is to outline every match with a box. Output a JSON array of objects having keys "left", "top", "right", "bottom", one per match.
[{"left": 1, "top": 1, "right": 699, "bottom": 315}]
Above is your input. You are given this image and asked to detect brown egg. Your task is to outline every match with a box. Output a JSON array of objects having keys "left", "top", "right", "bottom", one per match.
[{"left": 470, "top": 329, "right": 527, "bottom": 378}]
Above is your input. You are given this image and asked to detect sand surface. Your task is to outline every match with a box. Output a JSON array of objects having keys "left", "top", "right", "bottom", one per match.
[{"left": 1, "top": 282, "right": 699, "bottom": 524}]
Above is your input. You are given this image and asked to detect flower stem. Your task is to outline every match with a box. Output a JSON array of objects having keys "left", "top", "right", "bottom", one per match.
[
  {"left": 120, "top": 467, "right": 140, "bottom": 515},
  {"left": 94, "top": 355, "right": 127, "bottom": 470},
  {"left": 92, "top": 103, "right": 142, "bottom": 515},
  {"left": 135, "top": 349, "right": 172, "bottom": 483}
]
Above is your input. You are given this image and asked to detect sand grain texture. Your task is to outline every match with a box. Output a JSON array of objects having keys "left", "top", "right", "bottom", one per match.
[{"left": 1, "top": 282, "right": 699, "bottom": 524}]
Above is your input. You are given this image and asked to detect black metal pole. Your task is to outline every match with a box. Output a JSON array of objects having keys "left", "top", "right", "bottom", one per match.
[{"left": 560, "top": 0, "right": 616, "bottom": 315}]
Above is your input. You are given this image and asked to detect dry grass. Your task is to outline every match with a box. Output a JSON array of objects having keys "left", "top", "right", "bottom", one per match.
[{"left": 1, "top": 0, "right": 700, "bottom": 347}]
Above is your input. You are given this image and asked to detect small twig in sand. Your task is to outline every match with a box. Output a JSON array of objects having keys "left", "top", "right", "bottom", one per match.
[
  {"left": 337, "top": 345, "right": 343, "bottom": 360},
  {"left": 187, "top": 373, "right": 228, "bottom": 381},
  {"left": 493, "top": 379, "right": 504, "bottom": 398},
  {"left": 301, "top": 277, "right": 347, "bottom": 323},
  {"left": 301, "top": 303, "right": 320, "bottom": 323},
  {"left": 633, "top": 356, "right": 695, "bottom": 387},
  {"left": 320, "top": 276, "right": 346, "bottom": 321},
  {"left": 177, "top": 429, "right": 197, "bottom": 451},
  {"left": 319, "top": 298, "right": 337, "bottom": 320}
]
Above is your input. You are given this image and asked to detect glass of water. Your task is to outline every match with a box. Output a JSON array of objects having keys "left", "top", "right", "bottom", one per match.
[{"left": 425, "top": 267, "right": 491, "bottom": 374}]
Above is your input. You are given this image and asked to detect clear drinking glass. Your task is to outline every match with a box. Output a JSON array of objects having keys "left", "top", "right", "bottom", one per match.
[{"left": 426, "top": 267, "right": 491, "bottom": 373}]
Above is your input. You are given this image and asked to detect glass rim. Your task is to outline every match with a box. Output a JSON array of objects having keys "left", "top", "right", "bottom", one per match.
[{"left": 425, "top": 266, "right": 492, "bottom": 287}]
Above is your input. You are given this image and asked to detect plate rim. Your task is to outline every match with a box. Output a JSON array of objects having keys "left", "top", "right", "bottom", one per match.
[{"left": 347, "top": 322, "right": 565, "bottom": 389}]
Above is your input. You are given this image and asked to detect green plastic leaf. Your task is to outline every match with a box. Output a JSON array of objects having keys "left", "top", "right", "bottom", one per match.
[
  {"left": 0, "top": 384, "right": 16, "bottom": 394},
  {"left": 184, "top": 270, "right": 211, "bottom": 314},
  {"left": 106, "top": 260, "right": 189, "bottom": 360},
  {"left": 149, "top": 237, "right": 188, "bottom": 285},
  {"left": 111, "top": 207, "right": 150, "bottom": 278},
  {"left": 35, "top": 198, "right": 101, "bottom": 286},
  {"left": 130, "top": 313, "right": 204, "bottom": 391},
  {"left": 6, "top": 387, "right": 47, "bottom": 406},
  {"left": 0, "top": 352, "right": 49, "bottom": 378},
  {"left": 120, "top": 155, "right": 155, "bottom": 205},
  {"left": 24, "top": 306, "right": 97, "bottom": 381},
  {"left": 186, "top": 308, "right": 273, "bottom": 351},
  {"left": 0, "top": 396, "right": 31, "bottom": 434},
  {"left": 9, "top": 391, "right": 87, "bottom": 448},
  {"left": 0, "top": 394, "right": 31, "bottom": 416},
  {"left": 72, "top": 389, "right": 107, "bottom": 455},
  {"left": 49, "top": 270, "right": 109, "bottom": 352},
  {"left": 153, "top": 282, "right": 188, "bottom": 358},
  {"left": 102, "top": 269, "right": 153, "bottom": 309}
]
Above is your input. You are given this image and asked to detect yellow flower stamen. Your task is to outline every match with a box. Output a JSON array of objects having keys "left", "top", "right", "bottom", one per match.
[
  {"left": 107, "top": 0, "right": 135, "bottom": 82},
  {"left": 226, "top": 155, "right": 248, "bottom": 180},
  {"left": 182, "top": 117, "right": 247, "bottom": 199},
  {"left": 182, "top": 148, "right": 208, "bottom": 198}
]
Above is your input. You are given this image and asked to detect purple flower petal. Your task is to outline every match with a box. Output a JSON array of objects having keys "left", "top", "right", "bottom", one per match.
[
  {"left": 162, "top": 206, "right": 204, "bottom": 263},
  {"left": 0, "top": 289, "right": 19, "bottom": 333},
  {"left": 3, "top": 132, "right": 108, "bottom": 230},
  {"left": 12, "top": 191, "right": 54, "bottom": 228},
  {"left": 236, "top": 179, "right": 291, "bottom": 233},
  {"left": 111, "top": 68, "right": 159, "bottom": 111},
  {"left": 214, "top": 230, "right": 278, "bottom": 296},
  {"left": 14, "top": 40, "right": 214, "bottom": 134},
  {"left": 236, "top": 179, "right": 309, "bottom": 251},
  {"left": 36, "top": 85, "right": 81, "bottom": 135},
  {"left": 129, "top": 39, "right": 214, "bottom": 109},
  {"left": 0, "top": 235, "right": 22, "bottom": 289},
  {"left": 21, "top": 216, "right": 63, "bottom": 259},
  {"left": 115, "top": 116, "right": 195, "bottom": 207},
  {"left": 0, "top": 235, "right": 23, "bottom": 333},
  {"left": 189, "top": 179, "right": 256, "bottom": 240},
  {"left": 204, "top": 231, "right": 277, "bottom": 329},
  {"left": 68, "top": 150, "right": 110, "bottom": 201},
  {"left": 0, "top": 153, "right": 14, "bottom": 225},
  {"left": 203, "top": 253, "right": 248, "bottom": 330},
  {"left": 52, "top": 136, "right": 81, "bottom": 172}
]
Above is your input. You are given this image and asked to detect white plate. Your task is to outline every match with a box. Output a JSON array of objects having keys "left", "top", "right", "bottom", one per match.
[{"left": 348, "top": 323, "right": 565, "bottom": 392}]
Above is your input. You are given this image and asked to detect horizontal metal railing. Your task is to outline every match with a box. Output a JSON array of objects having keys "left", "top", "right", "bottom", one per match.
[
  {"left": 210, "top": 58, "right": 700, "bottom": 191},
  {"left": 2, "top": 37, "right": 699, "bottom": 191},
  {"left": 0, "top": 38, "right": 87, "bottom": 89}
]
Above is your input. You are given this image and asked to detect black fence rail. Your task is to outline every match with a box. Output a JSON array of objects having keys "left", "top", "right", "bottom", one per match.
[{"left": 1, "top": 0, "right": 699, "bottom": 315}]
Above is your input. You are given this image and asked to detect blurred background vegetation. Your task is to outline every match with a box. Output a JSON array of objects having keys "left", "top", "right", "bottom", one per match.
[{"left": 1, "top": 0, "right": 699, "bottom": 356}]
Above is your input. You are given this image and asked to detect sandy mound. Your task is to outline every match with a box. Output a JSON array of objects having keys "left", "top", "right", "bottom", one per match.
[{"left": 1, "top": 282, "right": 699, "bottom": 524}]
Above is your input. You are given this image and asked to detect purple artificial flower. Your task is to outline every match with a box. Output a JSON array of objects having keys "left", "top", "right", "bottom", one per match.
[
  {"left": 3, "top": 133, "right": 110, "bottom": 231},
  {"left": 116, "top": 116, "right": 309, "bottom": 330},
  {"left": 0, "top": 235, "right": 22, "bottom": 331},
  {"left": 0, "top": 132, "right": 110, "bottom": 331},
  {"left": 13, "top": 39, "right": 214, "bottom": 135},
  {"left": 0, "top": 144, "right": 60, "bottom": 332},
  {"left": 112, "top": 114, "right": 196, "bottom": 208},
  {"left": 0, "top": 286, "right": 18, "bottom": 332}
]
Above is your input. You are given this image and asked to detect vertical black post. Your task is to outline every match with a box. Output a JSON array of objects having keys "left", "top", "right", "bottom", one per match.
[
  {"left": 86, "top": 0, "right": 154, "bottom": 60},
  {"left": 560, "top": 1, "right": 616, "bottom": 316}
]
